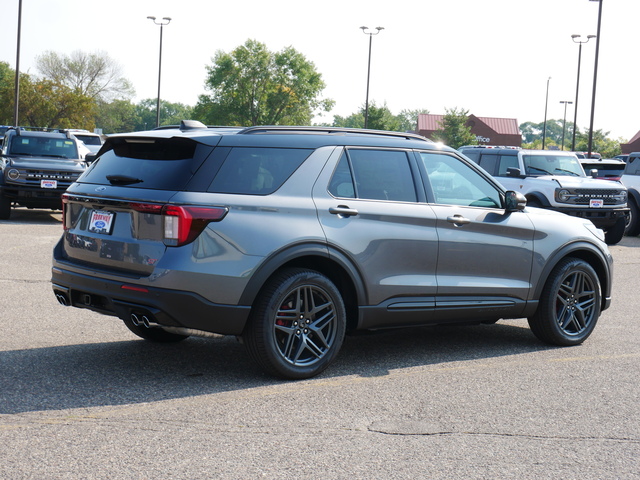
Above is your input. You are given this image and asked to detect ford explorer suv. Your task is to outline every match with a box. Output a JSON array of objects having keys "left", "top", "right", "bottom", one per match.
[
  {"left": 51, "top": 122, "right": 613, "bottom": 379},
  {"left": 0, "top": 128, "right": 86, "bottom": 219},
  {"left": 459, "top": 147, "right": 628, "bottom": 245}
]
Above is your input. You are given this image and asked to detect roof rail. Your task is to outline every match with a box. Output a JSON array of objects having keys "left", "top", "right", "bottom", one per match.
[{"left": 238, "top": 126, "right": 432, "bottom": 142}]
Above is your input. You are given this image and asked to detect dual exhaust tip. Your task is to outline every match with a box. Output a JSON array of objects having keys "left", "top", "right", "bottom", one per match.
[
  {"left": 55, "top": 293, "right": 69, "bottom": 306},
  {"left": 130, "top": 312, "right": 158, "bottom": 329},
  {"left": 54, "top": 288, "right": 160, "bottom": 330}
]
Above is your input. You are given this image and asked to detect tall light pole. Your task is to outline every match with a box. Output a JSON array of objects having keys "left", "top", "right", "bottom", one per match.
[
  {"left": 360, "top": 26, "right": 384, "bottom": 129},
  {"left": 147, "top": 16, "right": 171, "bottom": 128},
  {"left": 542, "top": 77, "right": 551, "bottom": 150},
  {"left": 571, "top": 34, "right": 596, "bottom": 152},
  {"left": 560, "top": 100, "right": 573, "bottom": 150},
  {"left": 13, "top": 0, "right": 22, "bottom": 126},
  {"left": 587, "top": 0, "right": 603, "bottom": 156}
]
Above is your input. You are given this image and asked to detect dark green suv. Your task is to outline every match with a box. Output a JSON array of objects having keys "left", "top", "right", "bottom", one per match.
[{"left": 51, "top": 122, "right": 613, "bottom": 379}]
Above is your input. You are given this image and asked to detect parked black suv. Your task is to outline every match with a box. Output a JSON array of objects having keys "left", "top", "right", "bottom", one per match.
[
  {"left": 0, "top": 128, "right": 86, "bottom": 219},
  {"left": 52, "top": 122, "right": 613, "bottom": 379}
]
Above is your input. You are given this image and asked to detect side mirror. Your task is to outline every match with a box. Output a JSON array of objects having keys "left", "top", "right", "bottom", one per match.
[
  {"left": 507, "top": 167, "right": 523, "bottom": 178},
  {"left": 85, "top": 153, "right": 97, "bottom": 165},
  {"left": 589, "top": 168, "right": 598, "bottom": 178},
  {"left": 505, "top": 190, "right": 527, "bottom": 212}
]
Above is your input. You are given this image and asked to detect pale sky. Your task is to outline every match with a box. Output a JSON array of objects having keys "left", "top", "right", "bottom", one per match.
[{"left": 1, "top": 0, "right": 637, "bottom": 140}]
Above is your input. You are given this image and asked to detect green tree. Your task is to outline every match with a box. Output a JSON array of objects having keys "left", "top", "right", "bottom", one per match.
[
  {"left": 365, "top": 102, "right": 402, "bottom": 131},
  {"left": 520, "top": 119, "right": 576, "bottom": 149},
  {"left": 332, "top": 102, "right": 419, "bottom": 131},
  {"left": 0, "top": 62, "right": 16, "bottom": 124},
  {"left": 432, "top": 107, "right": 476, "bottom": 149},
  {"left": 95, "top": 99, "right": 139, "bottom": 134},
  {"left": 574, "top": 129, "right": 622, "bottom": 158},
  {"left": 397, "top": 108, "right": 429, "bottom": 132},
  {"left": 35, "top": 50, "right": 134, "bottom": 102},
  {"left": 21, "top": 77, "right": 96, "bottom": 129},
  {"left": 134, "top": 99, "right": 194, "bottom": 131},
  {"left": 0, "top": 70, "right": 95, "bottom": 129},
  {"left": 331, "top": 112, "right": 364, "bottom": 128},
  {"left": 194, "top": 39, "right": 333, "bottom": 126}
]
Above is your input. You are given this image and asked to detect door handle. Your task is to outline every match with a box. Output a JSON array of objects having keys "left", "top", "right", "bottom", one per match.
[
  {"left": 447, "top": 214, "right": 470, "bottom": 226},
  {"left": 329, "top": 206, "right": 359, "bottom": 217}
]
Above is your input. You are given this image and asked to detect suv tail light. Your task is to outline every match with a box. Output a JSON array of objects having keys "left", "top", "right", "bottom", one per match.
[
  {"left": 61, "top": 196, "right": 228, "bottom": 247},
  {"left": 161, "top": 205, "right": 228, "bottom": 246}
]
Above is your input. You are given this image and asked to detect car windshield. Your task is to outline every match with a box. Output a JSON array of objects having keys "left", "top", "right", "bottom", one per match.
[
  {"left": 9, "top": 136, "right": 79, "bottom": 159},
  {"left": 523, "top": 154, "right": 584, "bottom": 177}
]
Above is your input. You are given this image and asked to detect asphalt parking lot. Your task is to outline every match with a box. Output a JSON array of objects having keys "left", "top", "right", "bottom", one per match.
[{"left": 1, "top": 208, "right": 639, "bottom": 479}]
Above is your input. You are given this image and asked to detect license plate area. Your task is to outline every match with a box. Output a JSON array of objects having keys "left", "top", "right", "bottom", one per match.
[{"left": 88, "top": 210, "right": 115, "bottom": 234}]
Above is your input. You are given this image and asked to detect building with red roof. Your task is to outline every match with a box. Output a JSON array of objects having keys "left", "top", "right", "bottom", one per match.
[
  {"left": 621, "top": 131, "right": 640, "bottom": 154},
  {"left": 417, "top": 114, "right": 522, "bottom": 147}
]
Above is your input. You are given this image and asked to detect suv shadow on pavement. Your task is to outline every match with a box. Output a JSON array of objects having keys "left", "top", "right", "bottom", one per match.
[
  {"left": 1, "top": 207, "right": 62, "bottom": 225},
  {"left": 0, "top": 322, "right": 552, "bottom": 415}
]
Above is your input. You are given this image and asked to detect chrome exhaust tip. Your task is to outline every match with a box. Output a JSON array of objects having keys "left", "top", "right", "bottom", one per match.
[
  {"left": 130, "top": 313, "right": 141, "bottom": 327},
  {"left": 55, "top": 293, "right": 69, "bottom": 306}
]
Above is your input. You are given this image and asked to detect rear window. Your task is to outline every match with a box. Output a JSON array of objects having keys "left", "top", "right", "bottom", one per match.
[
  {"left": 582, "top": 163, "right": 625, "bottom": 178},
  {"left": 79, "top": 137, "right": 209, "bottom": 190},
  {"left": 74, "top": 134, "right": 102, "bottom": 146},
  {"left": 208, "top": 147, "right": 311, "bottom": 195}
]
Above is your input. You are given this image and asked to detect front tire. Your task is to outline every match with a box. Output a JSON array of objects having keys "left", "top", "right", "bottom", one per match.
[
  {"left": 244, "top": 268, "right": 346, "bottom": 379},
  {"left": 528, "top": 258, "right": 601, "bottom": 346},
  {"left": 0, "top": 195, "right": 11, "bottom": 220},
  {"left": 604, "top": 216, "right": 625, "bottom": 245},
  {"left": 625, "top": 198, "right": 640, "bottom": 236}
]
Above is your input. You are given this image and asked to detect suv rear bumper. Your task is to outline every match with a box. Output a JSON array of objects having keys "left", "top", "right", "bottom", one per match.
[
  {"left": 555, "top": 206, "right": 629, "bottom": 229},
  {"left": 51, "top": 265, "right": 251, "bottom": 336}
]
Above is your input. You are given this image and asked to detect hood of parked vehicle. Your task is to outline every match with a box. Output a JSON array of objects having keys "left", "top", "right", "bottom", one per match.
[
  {"left": 6, "top": 155, "right": 87, "bottom": 172},
  {"left": 539, "top": 175, "right": 625, "bottom": 189}
]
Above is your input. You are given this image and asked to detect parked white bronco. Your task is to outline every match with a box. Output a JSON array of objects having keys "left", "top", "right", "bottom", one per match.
[{"left": 459, "top": 147, "right": 629, "bottom": 245}]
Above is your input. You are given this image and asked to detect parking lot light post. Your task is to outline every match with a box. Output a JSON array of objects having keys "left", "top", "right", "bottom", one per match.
[
  {"left": 587, "top": 0, "right": 603, "bottom": 157},
  {"left": 571, "top": 34, "right": 596, "bottom": 152},
  {"left": 560, "top": 101, "right": 573, "bottom": 150},
  {"left": 542, "top": 77, "right": 551, "bottom": 150},
  {"left": 147, "top": 16, "right": 171, "bottom": 129},
  {"left": 13, "top": 0, "right": 23, "bottom": 126},
  {"left": 360, "top": 26, "right": 384, "bottom": 129}
]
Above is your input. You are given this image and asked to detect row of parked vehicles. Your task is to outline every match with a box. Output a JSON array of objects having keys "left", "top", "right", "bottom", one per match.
[{"left": 1, "top": 122, "right": 639, "bottom": 378}]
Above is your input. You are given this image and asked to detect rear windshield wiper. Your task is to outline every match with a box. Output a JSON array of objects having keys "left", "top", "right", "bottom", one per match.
[{"left": 106, "top": 174, "right": 143, "bottom": 185}]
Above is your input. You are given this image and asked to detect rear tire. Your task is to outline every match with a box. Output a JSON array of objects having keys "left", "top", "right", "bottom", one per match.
[
  {"left": 528, "top": 258, "right": 601, "bottom": 346},
  {"left": 122, "top": 317, "right": 190, "bottom": 343},
  {"left": 604, "top": 216, "right": 625, "bottom": 245},
  {"left": 244, "top": 268, "right": 346, "bottom": 379}
]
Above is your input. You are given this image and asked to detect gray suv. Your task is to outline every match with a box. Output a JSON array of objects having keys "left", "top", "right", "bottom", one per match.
[
  {"left": 51, "top": 122, "right": 613, "bottom": 379},
  {"left": 1, "top": 128, "right": 86, "bottom": 219}
]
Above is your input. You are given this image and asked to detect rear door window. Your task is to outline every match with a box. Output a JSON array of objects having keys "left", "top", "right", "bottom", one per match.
[{"left": 328, "top": 149, "right": 417, "bottom": 202}]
